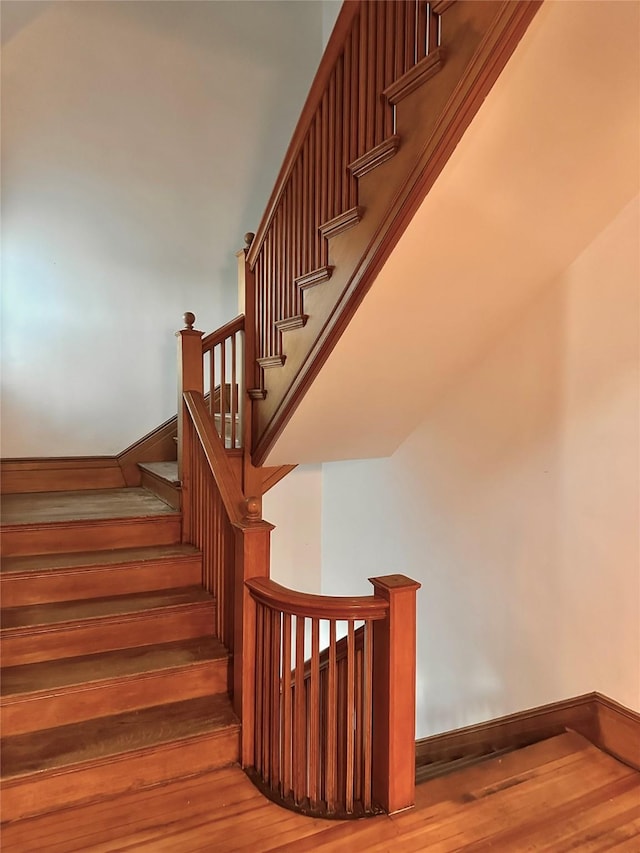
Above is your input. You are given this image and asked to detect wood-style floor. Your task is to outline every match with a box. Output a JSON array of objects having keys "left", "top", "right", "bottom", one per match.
[{"left": 2, "top": 732, "right": 639, "bottom": 851}]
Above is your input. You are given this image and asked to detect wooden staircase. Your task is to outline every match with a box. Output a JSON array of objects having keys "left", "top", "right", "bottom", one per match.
[{"left": 0, "top": 485, "right": 240, "bottom": 823}]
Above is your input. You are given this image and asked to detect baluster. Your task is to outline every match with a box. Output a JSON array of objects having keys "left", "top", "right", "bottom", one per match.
[
  {"left": 325, "top": 619, "right": 338, "bottom": 813},
  {"left": 262, "top": 604, "right": 272, "bottom": 781},
  {"left": 363, "top": 621, "right": 374, "bottom": 811},
  {"left": 293, "top": 615, "right": 306, "bottom": 802},
  {"left": 282, "top": 612, "right": 293, "bottom": 798},
  {"left": 345, "top": 620, "right": 356, "bottom": 812},
  {"left": 255, "top": 603, "right": 264, "bottom": 776},
  {"left": 309, "top": 618, "right": 321, "bottom": 807},
  {"left": 384, "top": 1, "right": 396, "bottom": 137}
]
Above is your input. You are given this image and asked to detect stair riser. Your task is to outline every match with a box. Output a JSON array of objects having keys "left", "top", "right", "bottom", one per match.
[
  {"left": 0, "top": 727, "right": 240, "bottom": 822},
  {"left": 1, "top": 660, "right": 229, "bottom": 736},
  {"left": 0, "top": 517, "right": 182, "bottom": 558},
  {"left": 1, "top": 558, "right": 202, "bottom": 607},
  {"left": 1, "top": 604, "right": 215, "bottom": 667},
  {"left": 140, "top": 471, "right": 181, "bottom": 510}
]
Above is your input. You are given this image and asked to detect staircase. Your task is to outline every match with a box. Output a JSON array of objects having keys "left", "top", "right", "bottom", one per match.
[{"left": 0, "top": 483, "right": 240, "bottom": 823}]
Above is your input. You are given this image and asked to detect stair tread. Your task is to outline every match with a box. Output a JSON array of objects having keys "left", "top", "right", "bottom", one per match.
[
  {"left": 1, "top": 694, "right": 239, "bottom": 779},
  {"left": 1, "top": 587, "right": 213, "bottom": 630},
  {"left": 138, "top": 462, "right": 180, "bottom": 484},
  {"left": 0, "top": 488, "right": 177, "bottom": 526},
  {"left": 1, "top": 636, "right": 227, "bottom": 697},
  {"left": 0, "top": 544, "right": 200, "bottom": 575}
]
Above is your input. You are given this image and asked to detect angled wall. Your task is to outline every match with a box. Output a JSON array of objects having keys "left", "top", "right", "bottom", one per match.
[
  {"left": 321, "top": 197, "right": 640, "bottom": 737},
  {"left": 1, "top": 0, "right": 323, "bottom": 456}
]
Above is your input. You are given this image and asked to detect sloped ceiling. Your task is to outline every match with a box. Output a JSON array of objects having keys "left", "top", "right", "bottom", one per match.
[{"left": 266, "top": 0, "right": 639, "bottom": 466}]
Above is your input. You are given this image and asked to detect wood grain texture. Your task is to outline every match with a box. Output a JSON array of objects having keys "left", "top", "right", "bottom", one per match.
[
  {"left": 0, "top": 696, "right": 240, "bottom": 822},
  {"left": 1, "top": 636, "right": 229, "bottom": 736},
  {"left": 594, "top": 693, "right": 640, "bottom": 771},
  {"left": 1, "top": 593, "right": 215, "bottom": 666},
  {"left": 0, "top": 545, "right": 201, "bottom": 606},
  {"left": 2, "top": 732, "right": 638, "bottom": 851},
  {"left": 1, "top": 458, "right": 126, "bottom": 495}
]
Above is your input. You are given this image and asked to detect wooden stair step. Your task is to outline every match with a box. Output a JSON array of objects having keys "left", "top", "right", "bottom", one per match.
[
  {"left": 1, "top": 637, "right": 230, "bottom": 735},
  {"left": 0, "top": 695, "right": 240, "bottom": 822},
  {"left": 137, "top": 462, "right": 180, "bottom": 484},
  {"left": 0, "top": 544, "right": 202, "bottom": 606},
  {"left": 1, "top": 587, "right": 215, "bottom": 666},
  {"left": 0, "top": 488, "right": 181, "bottom": 556},
  {"left": 137, "top": 462, "right": 181, "bottom": 509}
]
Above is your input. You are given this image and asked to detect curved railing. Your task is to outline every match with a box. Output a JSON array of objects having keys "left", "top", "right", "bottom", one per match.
[{"left": 244, "top": 575, "right": 420, "bottom": 817}]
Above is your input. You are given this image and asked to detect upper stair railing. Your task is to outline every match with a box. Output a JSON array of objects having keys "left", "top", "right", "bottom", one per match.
[{"left": 244, "top": 0, "right": 541, "bottom": 464}]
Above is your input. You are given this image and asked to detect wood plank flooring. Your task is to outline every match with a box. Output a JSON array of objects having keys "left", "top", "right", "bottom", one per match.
[{"left": 3, "top": 732, "right": 638, "bottom": 851}]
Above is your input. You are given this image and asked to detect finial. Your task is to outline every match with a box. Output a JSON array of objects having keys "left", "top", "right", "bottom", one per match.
[
  {"left": 244, "top": 232, "right": 255, "bottom": 248},
  {"left": 183, "top": 312, "right": 196, "bottom": 330},
  {"left": 244, "top": 496, "right": 261, "bottom": 521}
]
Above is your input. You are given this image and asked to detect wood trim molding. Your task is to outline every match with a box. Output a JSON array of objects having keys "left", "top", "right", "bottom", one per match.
[
  {"left": 296, "top": 266, "right": 334, "bottom": 292},
  {"left": 318, "top": 207, "right": 364, "bottom": 241},
  {"left": 431, "top": 1, "right": 457, "bottom": 15},
  {"left": 348, "top": 136, "right": 401, "bottom": 180},
  {"left": 274, "top": 315, "right": 308, "bottom": 333},
  {"left": 257, "top": 355, "right": 286, "bottom": 370},
  {"left": 260, "top": 464, "right": 297, "bottom": 494},
  {"left": 248, "top": 388, "right": 267, "bottom": 401},
  {"left": 1, "top": 458, "right": 126, "bottom": 494},
  {"left": 383, "top": 49, "right": 445, "bottom": 106},
  {"left": 415, "top": 692, "right": 640, "bottom": 774},
  {"left": 593, "top": 692, "right": 640, "bottom": 770}
]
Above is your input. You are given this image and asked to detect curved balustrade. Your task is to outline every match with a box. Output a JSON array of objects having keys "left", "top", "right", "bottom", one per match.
[{"left": 244, "top": 575, "right": 420, "bottom": 818}]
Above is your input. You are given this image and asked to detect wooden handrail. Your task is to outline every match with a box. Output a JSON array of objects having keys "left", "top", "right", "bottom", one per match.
[
  {"left": 246, "top": 2, "right": 361, "bottom": 268},
  {"left": 245, "top": 577, "right": 388, "bottom": 621},
  {"left": 183, "top": 390, "right": 249, "bottom": 525},
  {"left": 245, "top": 573, "right": 420, "bottom": 817},
  {"left": 201, "top": 314, "right": 245, "bottom": 351}
]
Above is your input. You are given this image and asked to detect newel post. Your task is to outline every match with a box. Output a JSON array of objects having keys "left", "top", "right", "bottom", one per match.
[
  {"left": 369, "top": 574, "right": 422, "bottom": 814},
  {"left": 176, "top": 312, "right": 203, "bottom": 542},
  {"left": 232, "top": 497, "right": 273, "bottom": 768}
]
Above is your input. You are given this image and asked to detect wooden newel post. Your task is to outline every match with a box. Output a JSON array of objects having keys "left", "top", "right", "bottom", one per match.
[
  {"left": 369, "top": 574, "right": 421, "bottom": 814},
  {"left": 176, "top": 312, "right": 203, "bottom": 542},
  {"left": 233, "top": 497, "right": 273, "bottom": 769}
]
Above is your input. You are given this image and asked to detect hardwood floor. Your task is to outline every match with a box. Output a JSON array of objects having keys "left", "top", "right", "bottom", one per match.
[{"left": 2, "top": 732, "right": 638, "bottom": 851}]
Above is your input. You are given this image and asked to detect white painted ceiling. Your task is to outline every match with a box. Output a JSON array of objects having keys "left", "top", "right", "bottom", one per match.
[{"left": 266, "top": 0, "right": 640, "bottom": 466}]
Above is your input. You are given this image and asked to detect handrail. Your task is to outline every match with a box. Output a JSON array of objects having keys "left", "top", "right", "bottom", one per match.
[
  {"left": 245, "top": 573, "right": 420, "bottom": 817},
  {"left": 201, "top": 314, "right": 244, "bottom": 351},
  {"left": 245, "top": 577, "right": 388, "bottom": 621},
  {"left": 183, "top": 390, "right": 246, "bottom": 525},
  {"left": 246, "top": 2, "right": 360, "bottom": 267}
]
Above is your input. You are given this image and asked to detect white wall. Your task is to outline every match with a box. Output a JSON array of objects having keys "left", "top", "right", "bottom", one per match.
[
  {"left": 1, "top": 0, "right": 323, "bottom": 457},
  {"left": 263, "top": 464, "right": 323, "bottom": 594},
  {"left": 322, "top": 197, "right": 640, "bottom": 737}
]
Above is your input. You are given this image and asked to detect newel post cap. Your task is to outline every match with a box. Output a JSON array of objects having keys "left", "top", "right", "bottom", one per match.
[{"left": 176, "top": 312, "right": 203, "bottom": 337}]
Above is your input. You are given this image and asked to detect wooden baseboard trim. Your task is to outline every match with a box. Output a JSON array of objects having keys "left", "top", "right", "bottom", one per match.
[
  {"left": 593, "top": 692, "right": 640, "bottom": 770},
  {"left": 416, "top": 692, "right": 640, "bottom": 773}
]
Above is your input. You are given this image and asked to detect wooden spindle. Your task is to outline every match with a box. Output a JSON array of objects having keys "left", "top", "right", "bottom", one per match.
[
  {"left": 293, "top": 615, "right": 307, "bottom": 801},
  {"left": 363, "top": 622, "right": 373, "bottom": 810},
  {"left": 345, "top": 620, "right": 356, "bottom": 812},
  {"left": 282, "top": 613, "right": 293, "bottom": 798},
  {"left": 309, "top": 617, "right": 321, "bottom": 806},
  {"left": 326, "top": 619, "right": 338, "bottom": 813}
]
